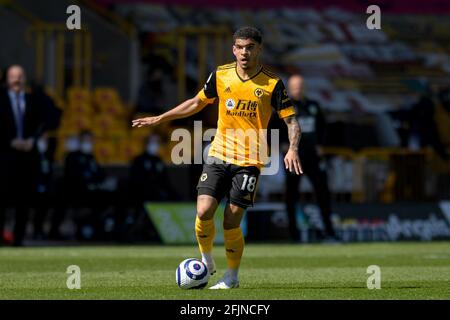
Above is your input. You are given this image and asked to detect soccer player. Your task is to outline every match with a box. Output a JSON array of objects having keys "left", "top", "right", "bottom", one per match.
[{"left": 132, "top": 26, "right": 302, "bottom": 289}]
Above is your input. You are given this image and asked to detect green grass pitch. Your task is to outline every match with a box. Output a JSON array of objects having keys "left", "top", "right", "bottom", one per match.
[{"left": 0, "top": 242, "right": 449, "bottom": 299}]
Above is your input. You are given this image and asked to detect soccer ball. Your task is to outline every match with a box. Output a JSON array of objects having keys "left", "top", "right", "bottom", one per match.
[{"left": 176, "top": 258, "right": 210, "bottom": 289}]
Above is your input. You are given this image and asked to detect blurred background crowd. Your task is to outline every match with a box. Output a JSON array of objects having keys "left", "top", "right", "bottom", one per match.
[{"left": 1, "top": 0, "right": 450, "bottom": 246}]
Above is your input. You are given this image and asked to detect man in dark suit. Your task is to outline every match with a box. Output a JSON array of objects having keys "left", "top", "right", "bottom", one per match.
[
  {"left": 0, "top": 65, "right": 45, "bottom": 246},
  {"left": 286, "top": 75, "right": 337, "bottom": 242},
  {"left": 271, "top": 74, "right": 337, "bottom": 242}
]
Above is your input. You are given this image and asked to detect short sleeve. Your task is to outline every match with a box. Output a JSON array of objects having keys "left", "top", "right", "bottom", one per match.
[
  {"left": 196, "top": 71, "right": 217, "bottom": 103},
  {"left": 271, "top": 80, "right": 296, "bottom": 118}
]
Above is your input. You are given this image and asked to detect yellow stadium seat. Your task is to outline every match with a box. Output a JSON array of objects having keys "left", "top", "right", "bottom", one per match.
[
  {"left": 93, "top": 113, "right": 116, "bottom": 134},
  {"left": 93, "top": 87, "right": 124, "bottom": 115},
  {"left": 67, "top": 101, "right": 94, "bottom": 115},
  {"left": 70, "top": 116, "right": 93, "bottom": 132},
  {"left": 94, "top": 139, "right": 117, "bottom": 165},
  {"left": 117, "top": 137, "right": 144, "bottom": 163},
  {"left": 68, "top": 87, "right": 91, "bottom": 103}
]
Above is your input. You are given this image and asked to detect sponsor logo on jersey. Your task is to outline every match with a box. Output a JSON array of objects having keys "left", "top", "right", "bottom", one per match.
[
  {"left": 200, "top": 173, "right": 208, "bottom": 182},
  {"left": 225, "top": 99, "right": 258, "bottom": 118}
]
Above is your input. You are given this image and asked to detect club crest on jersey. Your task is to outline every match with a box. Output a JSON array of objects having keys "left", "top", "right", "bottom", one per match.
[
  {"left": 225, "top": 98, "right": 236, "bottom": 110},
  {"left": 254, "top": 88, "right": 264, "bottom": 98}
]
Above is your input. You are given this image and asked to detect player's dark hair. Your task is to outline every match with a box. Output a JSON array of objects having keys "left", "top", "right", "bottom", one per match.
[{"left": 233, "top": 26, "right": 262, "bottom": 44}]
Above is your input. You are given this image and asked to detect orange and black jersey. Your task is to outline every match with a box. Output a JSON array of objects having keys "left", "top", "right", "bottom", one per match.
[{"left": 197, "top": 62, "right": 296, "bottom": 168}]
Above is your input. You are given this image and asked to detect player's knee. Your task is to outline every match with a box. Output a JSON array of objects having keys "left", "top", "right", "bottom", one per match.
[
  {"left": 223, "top": 217, "right": 239, "bottom": 230},
  {"left": 197, "top": 205, "right": 215, "bottom": 220},
  {"left": 197, "top": 195, "right": 218, "bottom": 220},
  {"left": 229, "top": 203, "right": 245, "bottom": 214},
  {"left": 223, "top": 204, "right": 244, "bottom": 229}
]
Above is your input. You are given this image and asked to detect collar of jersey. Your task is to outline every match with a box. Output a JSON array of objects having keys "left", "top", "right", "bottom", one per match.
[{"left": 235, "top": 64, "right": 263, "bottom": 83}]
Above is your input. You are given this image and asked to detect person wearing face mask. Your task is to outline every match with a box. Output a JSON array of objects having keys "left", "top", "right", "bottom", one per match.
[
  {"left": 128, "top": 134, "right": 175, "bottom": 202},
  {"left": 0, "top": 65, "right": 45, "bottom": 246},
  {"left": 64, "top": 135, "right": 81, "bottom": 153},
  {"left": 114, "top": 134, "right": 175, "bottom": 242},
  {"left": 49, "top": 130, "right": 107, "bottom": 241},
  {"left": 63, "top": 131, "right": 105, "bottom": 194},
  {"left": 32, "top": 134, "right": 54, "bottom": 240}
]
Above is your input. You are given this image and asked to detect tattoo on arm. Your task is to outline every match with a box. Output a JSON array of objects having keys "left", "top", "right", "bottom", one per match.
[{"left": 284, "top": 115, "right": 301, "bottom": 151}]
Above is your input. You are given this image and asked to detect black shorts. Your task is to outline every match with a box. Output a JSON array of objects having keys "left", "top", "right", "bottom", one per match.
[{"left": 197, "top": 157, "right": 261, "bottom": 209}]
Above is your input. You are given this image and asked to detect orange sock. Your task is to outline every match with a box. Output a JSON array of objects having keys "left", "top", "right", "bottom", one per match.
[
  {"left": 195, "top": 216, "right": 215, "bottom": 254},
  {"left": 224, "top": 227, "right": 244, "bottom": 270}
]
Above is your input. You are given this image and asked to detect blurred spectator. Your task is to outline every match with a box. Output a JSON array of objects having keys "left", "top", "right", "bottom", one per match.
[
  {"left": 136, "top": 54, "right": 177, "bottom": 114},
  {"left": 64, "top": 134, "right": 81, "bottom": 153},
  {"left": 435, "top": 87, "right": 450, "bottom": 155},
  {"left": 30, "top": 83, "right": 62, "bottom": 239},
  {"left": 49, "top": 131, "right": 109, "bottom": 241},
  {"left": 112, "top": 134, "right": 175, "bottom": 242},
  {"left": 408, "top": 86, "right": 450, "bottom": 161},
  {"left": 129, "top": 134, "right": 175, "bottom": 202},
  {"left": 32, "top": 133, "right": 54, "bottom": 240},
  {"left": 30, "top": 82, "right": 62, "bottom": 161},
  {"left": 136, "top": 69, "right": 166, "bottom": 114},
  {"left": 0, "top": 65, "right": 45, "bottom": 246},
  {"left": 275, "top": 74, "right": 337, "bottom": 242},
  {"left": 66, "top": 131, "right": 106, "bottom": 194}
]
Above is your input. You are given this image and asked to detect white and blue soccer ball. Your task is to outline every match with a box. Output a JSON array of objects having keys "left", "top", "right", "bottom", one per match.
[{"left": 176, "top": 258, "right": 210, "bottom": 289}]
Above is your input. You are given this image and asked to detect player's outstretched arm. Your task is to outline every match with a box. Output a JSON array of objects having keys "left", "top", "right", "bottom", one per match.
[
  {"left": 132, "top": 96, "right": 207, "bottom": 128},
  {"left": 283, "top": 115, "right": 303, "bottom": 175}
]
